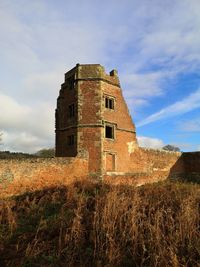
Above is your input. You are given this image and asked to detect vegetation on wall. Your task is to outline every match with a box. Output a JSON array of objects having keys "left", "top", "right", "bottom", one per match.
[{"left": 0, "top": 180, "right": 199, "bottom": 267}]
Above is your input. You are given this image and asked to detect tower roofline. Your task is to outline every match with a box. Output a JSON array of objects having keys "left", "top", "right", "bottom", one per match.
[{"left": 64, "top": 64, "right": 120, "bottom": 87}]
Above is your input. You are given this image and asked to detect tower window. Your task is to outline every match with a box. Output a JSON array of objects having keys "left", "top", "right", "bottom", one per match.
[
  {"left": 68, "top": 135, "right": 75, "bottom": 146},
  {"left": 105, "top": 125, "right": 114, "bottom": 139},
  {"left": 69, "top": 104, "right": 75, "bottom": 118},
  {"left": 105, "top": 96, "right": 114, "bottom": 109},
  {"left": 67, "top": 76, "right": 75, "bottom": 90}
]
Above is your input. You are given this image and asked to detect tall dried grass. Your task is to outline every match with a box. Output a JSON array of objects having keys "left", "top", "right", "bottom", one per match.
[{"left": 0, "top": 180, "right": 199, "bottom": 267}]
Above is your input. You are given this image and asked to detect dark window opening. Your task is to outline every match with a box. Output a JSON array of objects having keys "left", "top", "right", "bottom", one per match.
[
  {"left": 69, "top": 104, "right": 75, "bottom": 118},
  {"left": 67, "top": 76, "right": 75, "bottom": 90},
  {"left": 105, "top": 97, "right": 114, "bottom": 109},
  {"left": 105, "top": 125, "right": 114, "bottom": 139},
  {"left": 68, "top": 135, "right": 75, "bottom": 146}
]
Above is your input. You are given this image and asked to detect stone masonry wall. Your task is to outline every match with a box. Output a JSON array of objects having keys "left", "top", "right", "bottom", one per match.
[
  {"left": 0, "top": 157, "right": 88, "bottom": 196},
  {"left": 177, "top": 152, "right": 200, "bottom": 182},
  {"left": 105, "top": 148, "right": 184, "bottom": 186},
  {"left": 56, "top": 67, "right": 78, "bottom": 157},
  {"left": 183, "top": 152, "right": 200, "bottom": 173},
  {"left": 130, "top": 148, "right": 184, "bottom": 174},
  {"left": 0, "top": 149, "right": 199, "bottom": 194},
  {"left": 101, "top": 73, "right": 137, "bottom": 173},
  {"left": 77, "top": 79, "right": 102, "bottom": 175}
]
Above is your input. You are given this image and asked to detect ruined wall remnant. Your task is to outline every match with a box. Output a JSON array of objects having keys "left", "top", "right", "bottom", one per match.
[
  {"left": 55, "top": 64, "right": 200, "bottom": 183},
  {"left": 0, "top": 157, "right": 88, "bottom": 195},
  {"left": 55, "top": 64, "right": 137, "bottom": 176},
  {"left": 0, "top": 64, "right": 199, "bottom": 190}
]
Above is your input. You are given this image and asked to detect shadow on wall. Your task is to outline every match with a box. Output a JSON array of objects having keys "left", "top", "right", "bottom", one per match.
[{"left": 169, "top": 152, "right": 200, "bottom": 184}]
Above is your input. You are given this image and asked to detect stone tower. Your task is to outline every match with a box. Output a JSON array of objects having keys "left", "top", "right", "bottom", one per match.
[{"left": 55, "top": 64, "right": 137, "bottom": 176}]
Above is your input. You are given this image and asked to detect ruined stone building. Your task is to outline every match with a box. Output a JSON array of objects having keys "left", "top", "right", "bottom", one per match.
[
  {"left": 55, "top": 64, "right": 200, "bottom": 181},
  {"left": 0, "top": 64, "right": 199, "bottom": 190},
  {"left": 55, "top": 64, "right": 138, "bottom": 176}
]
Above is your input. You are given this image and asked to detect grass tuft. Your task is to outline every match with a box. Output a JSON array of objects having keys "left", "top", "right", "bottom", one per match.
[{"left": 0, "top": 180, "right": 199, "bottom": 267}]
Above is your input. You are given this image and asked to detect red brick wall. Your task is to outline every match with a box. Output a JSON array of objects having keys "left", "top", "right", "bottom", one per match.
[
  {"left": 130, "top": 148, "right": 184, "bottom": 173},
  {"left": 54, "top": 64, "right": 200, "bottom": 184},
  {"left": 102, "top": 80, "right": 137, "bottom": 173},
  {"left": 78, "top": 127, "right": 102, "bottom": 174},
  {"left": 0, "top": 157, "right": 88, "bottom": 196},
  {"left": 105, "top": 148, "right": 184, "bottom": 186},
  {"left": 56, "top": 69, "right": 78, "bottom": 157},
  {"left": 78, "top": 80, "right": 101, "bottom": 124},
  {"left": 77, "top": 78, "right": 102, "bottom": 175},
  {"left": 103, "top": 131, "right": 136, "bottom": 172},
  {"left": 183, "top": 152, "right": 200, "bottom": 173},
  {"left": 102, "top": 81, "right": 135, "bottom": 131}
]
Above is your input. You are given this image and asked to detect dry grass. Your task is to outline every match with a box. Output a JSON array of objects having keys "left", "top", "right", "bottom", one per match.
[{"left": 0, "top": 179, "right": 199, "bottom": 267}]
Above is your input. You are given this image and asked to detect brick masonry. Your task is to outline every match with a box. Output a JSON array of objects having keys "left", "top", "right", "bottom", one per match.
[
  {"left": 55, "top": 64, "right": 199, "bottom": 183},
  {"left": 0, "top": 157, "right": 88, "bottom": 195},
  {"left": 0, "top": 64, "right": 199, "bottom": 191},
  {"left": 55, "top": 64, "right": 138, "bottom": 176}
]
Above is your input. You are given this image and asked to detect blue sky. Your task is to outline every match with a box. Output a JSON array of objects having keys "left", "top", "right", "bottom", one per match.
[{"left": 0, "top": 0, "right": 200, "bottom": 152}]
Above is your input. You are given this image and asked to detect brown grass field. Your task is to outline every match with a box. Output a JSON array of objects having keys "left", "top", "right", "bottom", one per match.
[{"left": 0, "top": 178, "right": 199, "bottom": 267}]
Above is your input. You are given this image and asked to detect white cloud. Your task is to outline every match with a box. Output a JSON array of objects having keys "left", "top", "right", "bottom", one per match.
[
  {"left": 137, "top": 137, "right": 199, "bottom": 152},
  {"left": 22, "top": 71, "right": 63, "bottom": 102},
  {"left": 122, "top": 72, "right": 165, "bottom": 98},
  {"left": 137, "top": 136, "right": 164, "bottom": 149},
  {"left": 119, "top": 0, "right": 200, "bottom": 112},
  {"left": 121, "top": 71, "right": 170, "bottom": 113},
  {"left": 0, "top": 93, "right": 53, "bottom": 137},
  {"left": 0, "top": 93, "right": 31, "bottom": 129},
  {"left": 175, "top": 142, "right": 200, "bottom": 152},
  {"left": 1, "top": 0, "right": 200, "bottom": 152},
  {"left": 2, "top": 131, "right": 44, "bottom": 153},
  {"left": 126, "top": 98, "right": 148, "bottom": 109},
  {"left": 137, "top": 88, "right": 200, "bottom": 127},
  {"left": 178, "top": 118, "right": 200, "bottom": 132},
  {"left": 1, "top": 128, "right": 54, "bottom": 154},
  {"left": 137, "top": 0, "right": 200, "bottom": 71},
  {"left": 0, "top": 93, "right": 54, "bottom": 152}
]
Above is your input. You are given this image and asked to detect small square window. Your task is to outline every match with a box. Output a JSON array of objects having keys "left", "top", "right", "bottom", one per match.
[
  {"left": 68, "top": 135, "right": 75, "bottom": 146},
  {"left": 105, "top": 97, "right": 114, "bottom": 109},
  {"left": 69, "top": 104, "right": 75, "bottom": 118},
  {"left": 105, "top": 125, "right": 114, "bottom": 139}
]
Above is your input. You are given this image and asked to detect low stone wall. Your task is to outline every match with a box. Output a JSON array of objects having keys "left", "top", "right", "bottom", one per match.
[
  {"left": 173, "top": 152, "right": 200, "bottom": 183},
  {"left": 106, "top": 149, "right": 200, "bottom": 185},
  {"left": 0, "top": 157, "right": 88, "bottom": 196},
  {"left": 130, "top": 147, "right": 183, "bottom": 174},
  {"left": 0, "top": 149, "right": 199, "bottom": 195},
  {"left": 105, "top": 148, "right": 184, "bottom": 186},
  {"left": 183, "top": 152, "right": 200, "bottom": 173}
]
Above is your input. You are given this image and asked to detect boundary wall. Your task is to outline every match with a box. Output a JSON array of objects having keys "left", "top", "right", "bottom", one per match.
[
  {"left": 0, "top": 157, "right": 88, "bottom": 196},
  {"left": 0, "top": 149, "right": 199, "bottom": 195},
  {"left": 105, "top": 149, "right": 200, "bottom": 186}
]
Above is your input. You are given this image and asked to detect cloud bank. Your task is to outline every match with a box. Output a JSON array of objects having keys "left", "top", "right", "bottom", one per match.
[
  {"left": 137, "top": 136, "right": 164, "bottom": 149},
  {"left": 137, "top": 88, "right": 200, "bottom": 127},
  {"left": 0, "top": 0, "right": 200, "bottom": 152}
]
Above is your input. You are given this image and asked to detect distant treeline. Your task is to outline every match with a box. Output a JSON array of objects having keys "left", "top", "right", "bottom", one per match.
[
  {"left": 0, "top": 151, "right": 37, "bottom": 159},
  {"left": 0, "top": 148, "right": 55, "bottom": 159}
]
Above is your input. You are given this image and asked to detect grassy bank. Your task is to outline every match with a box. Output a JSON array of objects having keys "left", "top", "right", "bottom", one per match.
[{"left": 0, "top": 180, "right": 199, "bottom": 267}]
